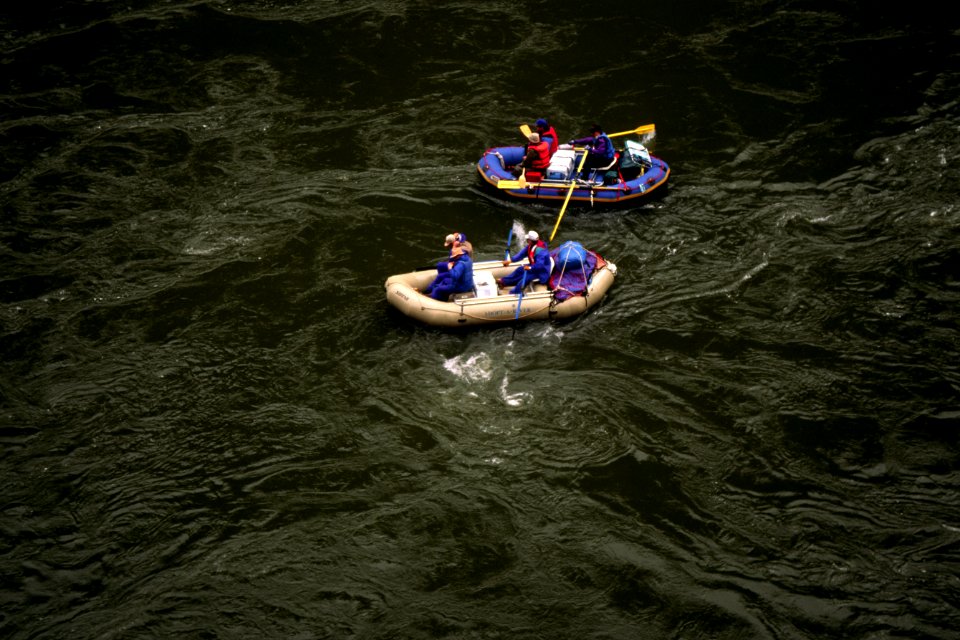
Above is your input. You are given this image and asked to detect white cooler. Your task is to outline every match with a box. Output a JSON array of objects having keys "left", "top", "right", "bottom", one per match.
[
  {"left": 546, "top": 149, "right": 577, "bottom": 180},
  {"left": 473, "top": 271, "right": 498, "bottom": 298}
]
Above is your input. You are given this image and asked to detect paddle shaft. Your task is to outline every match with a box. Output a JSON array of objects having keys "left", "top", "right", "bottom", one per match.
[
  {"left": 549, "top": 149, "right": 590, "bottom": 242},
  {"left": 514, "top": 269, "right": 527, "bottom": 320}
]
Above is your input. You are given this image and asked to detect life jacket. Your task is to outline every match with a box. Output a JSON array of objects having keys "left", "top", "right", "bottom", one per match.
[
  {"left": 529, "top": 141, "right": 551, "bottom": 169},
  {"left": 595, "top": 133, "right": 615, "bottom": 161},
  {"left": 526, "top": 240, "right": 548, "bottom": 263},
  {"left": 526, "top": 241, "right": 553, "bottom": 282},
  {"left": 539, "top": 126, "right": 559, "bottom": 155}
]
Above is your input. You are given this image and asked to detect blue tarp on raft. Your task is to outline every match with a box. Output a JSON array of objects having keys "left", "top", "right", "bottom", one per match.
[{"left": 549, "top": 241, "right": 598, "bottom": 302}]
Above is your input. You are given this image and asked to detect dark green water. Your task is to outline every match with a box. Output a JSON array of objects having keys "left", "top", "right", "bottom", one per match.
[{"left": 2, "top": 2, "right": 959, "bottom": 638}]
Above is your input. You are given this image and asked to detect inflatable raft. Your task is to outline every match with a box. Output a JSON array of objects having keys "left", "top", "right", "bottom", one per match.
[
  {"left": 385, "top": 243, "right": 617, "bottom": 328},
  {"left": 476, "top": 136, "right": 669, "bottom": 206}
]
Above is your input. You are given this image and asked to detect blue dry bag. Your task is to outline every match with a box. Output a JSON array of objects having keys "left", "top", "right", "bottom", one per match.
[{"left": 554, "top": 241, "right": 588, "bottom": 270}]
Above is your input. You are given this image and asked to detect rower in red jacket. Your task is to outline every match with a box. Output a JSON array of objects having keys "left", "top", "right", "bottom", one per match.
[{"left": 536, "top": 118, "right": 559, "bottom": 156}]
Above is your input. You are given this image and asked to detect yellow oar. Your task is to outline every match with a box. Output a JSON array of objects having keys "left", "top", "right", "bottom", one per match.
[
  {"left": 504, "top": 124, "right": 537, "bottom": 188},
  {"left": 496, "top": 146, "right": 588, "bottom": 189},
  {"left": 495, "top": 168, "right": 526, "bottom": 190},
  {"left": 496, "top": 178, "right": 526, "bottom": 190},
  {"left": 608, "top": 123, "right": 656, "bottom": 138},
  {"left": 549, "top": 149, "right": 590, "bottom": 242}
]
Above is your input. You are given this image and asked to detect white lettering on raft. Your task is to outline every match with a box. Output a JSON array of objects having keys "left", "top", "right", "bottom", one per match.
[{"left": 484, "top": 308, "right": 526, "bottom": 318}]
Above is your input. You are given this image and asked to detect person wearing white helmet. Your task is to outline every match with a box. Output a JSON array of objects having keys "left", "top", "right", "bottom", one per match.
[{"left": 498, "top": 229, "right": 551, "bottom": 293}]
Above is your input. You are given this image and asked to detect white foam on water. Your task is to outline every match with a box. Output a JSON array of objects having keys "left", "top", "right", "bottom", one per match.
[
  {"left": 442, "top": 352, "right": 493, "bottom": 382},
  {"left": 499, "top": 373, "right": 531, "bottom": 407}
]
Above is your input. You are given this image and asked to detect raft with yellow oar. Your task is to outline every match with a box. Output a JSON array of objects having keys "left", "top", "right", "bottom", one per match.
[
  {"left": 476, "top": 123, "right": 669, "bottom": 206},
  {"left": 385, "top": 242, "right": 617, "bottom": 328}
]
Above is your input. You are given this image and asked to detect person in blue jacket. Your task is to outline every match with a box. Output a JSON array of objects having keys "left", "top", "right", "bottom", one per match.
[
  {"left": 571, "top": 124, "right": 616, "bottom": 177},
  {"left": 424, "top": 246, "right": 474, "bottom": 301},
  {"left": 498, "top": 230, "right": 552, "bottom": 294},
  {"left": 434, "top": 232, "right": 473, "bottom": 275}
]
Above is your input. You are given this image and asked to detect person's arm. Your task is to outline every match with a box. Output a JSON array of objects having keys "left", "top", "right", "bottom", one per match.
[
  {"left": 521, "top": 147, "right": 537, "bottom": 168},
  {"left": 504, "top": 247, "right": 525, "bottom": 266},
  {"left": 526, "top": 249, "right": 549, "bottom": 272}
]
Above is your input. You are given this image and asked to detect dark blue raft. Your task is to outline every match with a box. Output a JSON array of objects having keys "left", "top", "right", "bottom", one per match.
[{"left": 476, "top": 128, "right": 670, "bottom": 206}]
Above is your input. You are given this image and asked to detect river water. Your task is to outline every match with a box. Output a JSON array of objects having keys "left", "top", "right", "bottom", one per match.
[{"left": 2, "top": 2, "right": 959, "bottom": 638}]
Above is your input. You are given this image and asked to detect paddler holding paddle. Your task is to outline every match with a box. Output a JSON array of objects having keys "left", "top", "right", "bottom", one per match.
[{"left": 497, "top": 230, "right": 551, "bottom": 294}]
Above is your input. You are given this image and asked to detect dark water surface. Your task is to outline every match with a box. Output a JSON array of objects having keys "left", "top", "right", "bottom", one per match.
[{"left": 3, "top": 2, "right": 960, "bottom": 638}]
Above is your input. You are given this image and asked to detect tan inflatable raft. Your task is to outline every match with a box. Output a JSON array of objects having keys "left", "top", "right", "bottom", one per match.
[{"left": 384, "top": 257, "right": 617, "bottom": 328}]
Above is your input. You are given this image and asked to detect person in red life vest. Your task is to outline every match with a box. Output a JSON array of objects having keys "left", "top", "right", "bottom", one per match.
[
  {"left": 513, "top": 132, "right": 551, "bottom": 181},
  {"left": 497, "top": 230, "right": 552, "bottom": 294},
  {"left": 535, "top": 118, "right": 559, "bottom": 156}
]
